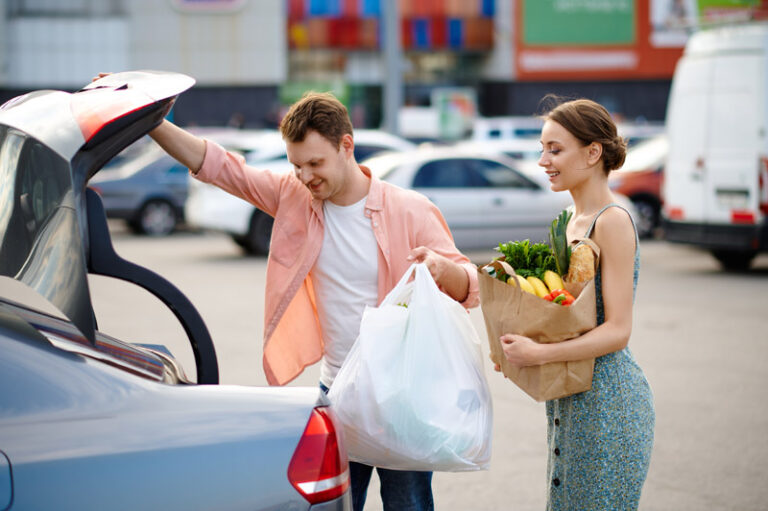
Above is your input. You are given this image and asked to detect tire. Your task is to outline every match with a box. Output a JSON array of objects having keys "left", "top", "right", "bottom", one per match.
[
  {"left": 631, "top": 198, "right": 659, "bottom": 239},
  {"left": 244, "top": 210, "right": 274, "bottom": 255},
  {"left": 231, "top": 235, "right": 249, "bottom": 249},
  {"left": 133, "top": 199, "right": 178, "bottom": 236},
  {"left": 711, "top": 249, "right": 757, "bottom": 271}
]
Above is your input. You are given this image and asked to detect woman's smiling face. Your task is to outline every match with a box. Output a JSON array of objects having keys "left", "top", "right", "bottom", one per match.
[{"left": 537, "top": 119, "right": 595, "bottom": 192}]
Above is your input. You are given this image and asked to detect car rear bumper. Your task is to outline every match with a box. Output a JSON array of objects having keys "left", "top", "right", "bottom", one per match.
[{"left": 663, "top": 219, "right": 768, "bottom": 251}]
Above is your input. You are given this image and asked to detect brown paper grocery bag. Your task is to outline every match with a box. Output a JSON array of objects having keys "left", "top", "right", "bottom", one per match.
[{"left": 478, "top": 260, "right": 596, "bottom": 402}]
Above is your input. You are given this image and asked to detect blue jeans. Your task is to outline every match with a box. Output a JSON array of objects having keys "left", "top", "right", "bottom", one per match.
[{"left": 320, "top": 382, "right": 434, "bottom": 511}]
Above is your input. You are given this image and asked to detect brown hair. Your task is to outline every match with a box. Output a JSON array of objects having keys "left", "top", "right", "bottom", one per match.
[
  {"left": 279, "top": 91, "right": 353, "bottom": 149},
  {"left": 541, "top": 96, "right": 627, "bottom": 172}
]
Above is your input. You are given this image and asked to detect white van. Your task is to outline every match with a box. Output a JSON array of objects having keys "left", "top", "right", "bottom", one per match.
[{"left": 663, "top": 22, "right": 768, "bottom": 270}]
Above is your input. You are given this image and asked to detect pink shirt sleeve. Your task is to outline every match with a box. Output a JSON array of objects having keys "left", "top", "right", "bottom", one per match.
[{"left": 193, "top": 139, "right": 289, "bottom": 217}]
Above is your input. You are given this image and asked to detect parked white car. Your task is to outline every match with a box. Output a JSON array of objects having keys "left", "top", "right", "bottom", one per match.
[{"left": 185, "top": 129, "right": 417, "bottom": 254}]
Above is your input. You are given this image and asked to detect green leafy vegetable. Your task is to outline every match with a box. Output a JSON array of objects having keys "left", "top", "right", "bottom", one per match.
[{"left": 495, "top": 239, "right": 557, "bottom": 279}]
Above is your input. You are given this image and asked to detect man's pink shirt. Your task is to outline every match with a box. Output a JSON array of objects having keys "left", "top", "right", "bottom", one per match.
[{"left": 195, "top": 141, "right": 479, "bottom": 385}]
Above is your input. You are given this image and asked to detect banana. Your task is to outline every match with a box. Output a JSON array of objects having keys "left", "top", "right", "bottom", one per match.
[
  {"left": 542, "top": 270, "right": 565, "bottom": 293},
  {"left": 526, "top": 276, "right": 550, "bottom": 298},
  {"left": 508, "top": 274, "right": 537, "bottom": 295}
]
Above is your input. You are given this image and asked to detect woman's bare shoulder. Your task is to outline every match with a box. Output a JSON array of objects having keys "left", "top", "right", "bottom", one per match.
[{"left": 593, "top": 205, "right": 636, "bottom": 248}]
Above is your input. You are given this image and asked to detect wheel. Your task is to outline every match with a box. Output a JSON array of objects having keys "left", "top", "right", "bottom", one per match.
[
  {"left": 631, "top": 198, "right": 659, "bottom": 239},
  {"left": 134, "top": 199, "right": 178, "bottom": 236},
  {"left": 244, "top": 210, "right": 274, "bottom": 255},
  {"left": 711, "top": 249, "right": 757, "bottom": 271},
  {"left": 231, "top": 235, "right": 249, "bottom": 249}
]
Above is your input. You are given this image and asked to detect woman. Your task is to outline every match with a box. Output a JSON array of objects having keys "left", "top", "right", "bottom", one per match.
[{"left": 500, "top": 98, "right": 655, "bottom": 510}]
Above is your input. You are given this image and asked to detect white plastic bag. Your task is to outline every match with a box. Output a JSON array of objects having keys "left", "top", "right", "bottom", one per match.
[{"left": 328, "top": 263, "right": 492, "bottom": 472}]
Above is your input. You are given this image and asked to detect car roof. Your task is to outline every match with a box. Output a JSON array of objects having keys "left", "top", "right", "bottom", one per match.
[
  {"left": 361, "top": 144, "right": 518, "bottom": 179},
  {"left": 191, "top": 127, "right": 286, "bottom": 158},
  {"left": 353, "top": 129, "right": 417, "bottom": 150}
]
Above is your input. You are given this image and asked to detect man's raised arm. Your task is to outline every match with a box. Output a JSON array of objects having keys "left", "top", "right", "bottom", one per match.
[{"left": 149, "top": 120, "right": 207, "bottom": 174}]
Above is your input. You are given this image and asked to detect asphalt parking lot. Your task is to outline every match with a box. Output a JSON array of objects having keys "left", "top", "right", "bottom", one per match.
[{"left": 91, "top": 227, "right": 768, "bottom": 510}]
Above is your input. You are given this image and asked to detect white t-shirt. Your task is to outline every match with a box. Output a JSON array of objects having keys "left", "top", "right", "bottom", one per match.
[{"left": 311, "top": 197, "right": 378, "bottom": 388}]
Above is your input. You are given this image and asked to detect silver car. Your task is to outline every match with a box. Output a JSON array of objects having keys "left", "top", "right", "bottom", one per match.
[
  {"left": 89, "top": 142, "right": 189, "bottom": 236},
  {"left": 362, "top": 146, "right": 573, "bottom": 250},
  {"left": 0, "top": 71, "right": 351, "bottom": 510}
]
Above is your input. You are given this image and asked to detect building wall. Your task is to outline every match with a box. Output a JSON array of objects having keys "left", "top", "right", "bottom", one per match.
[
  {"left": 5, "top": 17, "right": 129, "bottom": 88},
  {"left": 0, "top": 0, "right": 286, "bottom": 126},
  {"left": 481, "top": 0, "right": 514, "bottom": 81},
  {"left": 479, "top": 79, "right": 672, "bottom": 121},
  {"left": 1, "top": 0, "right": 696, "bottom": 127},
  {"left": 128, "top": 0, "right": 286, "bottom": 86},
  {"left": 0, "top": 0, "right": 285, "bottom": 89}
]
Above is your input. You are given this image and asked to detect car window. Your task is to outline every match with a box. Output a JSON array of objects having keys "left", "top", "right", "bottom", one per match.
[
  {"left": 0, "top": 127, "right": 71, "bottom": 275},
  {"left": 469, "top": 159, "right": 538, "bottom": 189},
  {"left": 355, "top": 145, "right": 389, "bottom": 162},
  {"left": 413, "top": 159, "right": 480, "bottom": 188}
]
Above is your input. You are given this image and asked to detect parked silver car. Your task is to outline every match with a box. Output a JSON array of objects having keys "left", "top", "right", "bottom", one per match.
[
  {"left": 0, "top": 71, "right": 351, "bottom": 510},
  {"left": 362, "top": 146, "right": 573, "bottom": 250},
  {"left": 89, "top": 142, "right": 188, "bottom": 235}
]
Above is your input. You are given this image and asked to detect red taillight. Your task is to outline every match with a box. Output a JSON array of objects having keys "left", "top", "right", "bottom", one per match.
[
  {"left": 666, "top": 206, "right": 684, "bottom": 220},
  {"left": 759, "top": 157, "right": 768, "bottom": 216},
  {"left": 288, "top": 406, "right": 349, "bottom": 504},
  {"left": 731, "top": 210, "right": 756, "bottom": 224}
]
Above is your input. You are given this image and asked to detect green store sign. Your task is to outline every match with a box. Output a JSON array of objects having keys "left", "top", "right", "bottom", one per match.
[
  {"left": 698, "top": 0, "right": 759, "bottom": 10},
  {"left": 523, "top": 0, "right": 636, "bottom": 46}
]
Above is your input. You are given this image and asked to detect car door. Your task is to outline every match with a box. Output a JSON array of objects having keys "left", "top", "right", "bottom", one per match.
[
  {"left": 411, "top": 157, "right": 561, "bottom": 250},
  {"left": 664, "top": 54, "right": 713, "bottom": 223},
  {"left": 704, "top": 51, "right": 763, "bottom": 224},
  {"left": 467, "top": 158, "right": 563, "bottom": 246},
  {"left": 411, "top": 158, "right": 481, "bottom": 249},
  {"left": 155, "top": 158, "right": 190, "bottom": 208}
]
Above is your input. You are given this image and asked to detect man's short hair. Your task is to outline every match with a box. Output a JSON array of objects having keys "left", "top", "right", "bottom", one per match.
[{"left": 279, "top": 91, "right": 354, "bottom": 149}]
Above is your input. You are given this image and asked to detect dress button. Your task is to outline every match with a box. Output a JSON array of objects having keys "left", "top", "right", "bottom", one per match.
[
  {"left": 554, "top": 418, "right": 560, "bottom": 426},
  {"left": 554, "top": 448, "right": 560, "bottom": 456},
  {"left": 553, "top": 478, "right": 560, "bottom": 487}
]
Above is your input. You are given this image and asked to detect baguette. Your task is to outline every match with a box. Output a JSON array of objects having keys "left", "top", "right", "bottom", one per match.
[{"left": 565, "top": 243, "right": 596, "bottom": 283}]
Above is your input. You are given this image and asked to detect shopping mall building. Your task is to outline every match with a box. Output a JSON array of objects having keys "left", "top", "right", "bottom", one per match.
[{"left": 1, "top": 0, "right": 763, "bottom": 135}]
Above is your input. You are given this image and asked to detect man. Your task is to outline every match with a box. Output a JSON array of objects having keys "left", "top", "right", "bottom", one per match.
[{"left": 149, "top": 91, "right": 479, "bottom": 511}]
